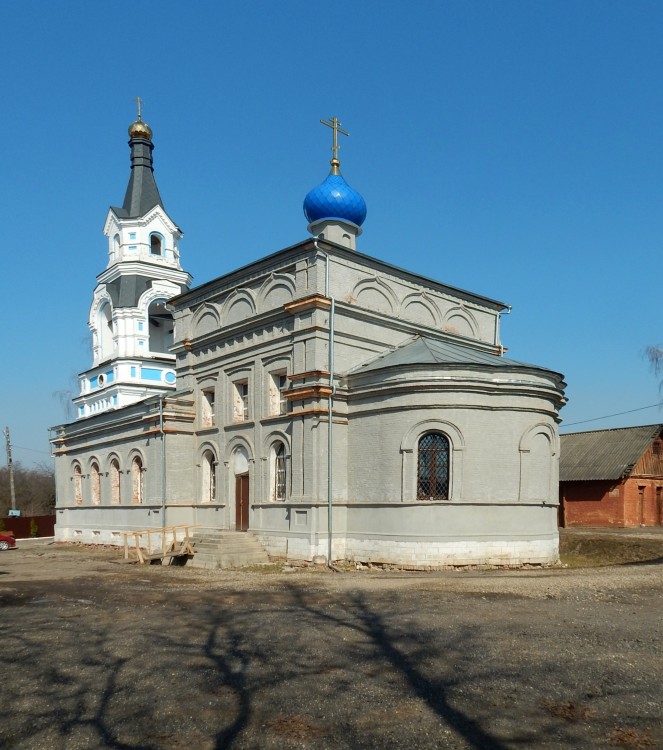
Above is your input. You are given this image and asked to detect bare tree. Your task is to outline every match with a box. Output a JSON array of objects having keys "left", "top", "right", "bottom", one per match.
[{"left": 0, "top": 462, "right": 55, "bottom": 516}]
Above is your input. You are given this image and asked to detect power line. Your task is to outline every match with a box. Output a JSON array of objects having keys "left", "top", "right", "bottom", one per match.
[
  {"left": 562, "top": 402, "right": 662, "bottom": 428},
  {"left": 13, "top": 445, "right": 52, "bottom": 455}
]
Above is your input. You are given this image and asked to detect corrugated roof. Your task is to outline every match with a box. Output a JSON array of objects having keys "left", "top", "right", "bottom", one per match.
[
  {"left": 348, "top": 335, "right": 559, "bottom": 375},
  {"left": 559, "top": 424, "right": 663, "bottom": 482}
]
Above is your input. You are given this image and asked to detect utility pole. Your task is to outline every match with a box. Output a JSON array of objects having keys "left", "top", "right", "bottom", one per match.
[{"left": 4, "top": 427, "right": 16, "bottom": 512}]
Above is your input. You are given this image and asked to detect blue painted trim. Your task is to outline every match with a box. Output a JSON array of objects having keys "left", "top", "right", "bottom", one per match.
[{"left": 141, "top": 367, "right": 162, "bottom": 381}]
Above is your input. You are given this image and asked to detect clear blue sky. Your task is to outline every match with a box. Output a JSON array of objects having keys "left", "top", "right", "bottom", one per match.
[{"left": 2, "top": 0, "right": 663, "bottom": 467}]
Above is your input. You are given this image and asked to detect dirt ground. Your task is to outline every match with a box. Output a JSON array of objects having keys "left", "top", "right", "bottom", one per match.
[{"left": 1, "top": 531, "right": 662, "bottom": 750}]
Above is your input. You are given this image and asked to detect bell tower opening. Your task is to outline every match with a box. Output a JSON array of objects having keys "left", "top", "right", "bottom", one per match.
[{"left": 148, "top": 299, "right": 174, "bottom": 354}]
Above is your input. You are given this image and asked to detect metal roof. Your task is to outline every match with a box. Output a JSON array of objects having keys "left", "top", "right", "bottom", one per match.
[
  {"left": 559, "top": 424, "right": 663, "bottom": 482},
  {"left": 111, "top": 136, "right": 164, "bottom": 219},
  {"left": 348, "top": 335, "right": 559, "bottom": 376}
]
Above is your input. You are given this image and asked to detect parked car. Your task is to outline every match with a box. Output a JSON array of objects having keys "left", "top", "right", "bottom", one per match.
[{"left": 0, "top": 533, "right": 16, "bottom": 551}]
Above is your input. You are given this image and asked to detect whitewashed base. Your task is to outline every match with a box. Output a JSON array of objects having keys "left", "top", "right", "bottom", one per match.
[{"left": 256, "top": 534, "right": 559, "bottom": 568}]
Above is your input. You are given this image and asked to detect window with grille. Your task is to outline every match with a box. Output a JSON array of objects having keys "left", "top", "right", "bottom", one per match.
[
  {"left": 274, "top": 443, "right": 287, "bottom": 501},
  {"left": 417, "top": 432, "right": 450, "bottom": 501}
]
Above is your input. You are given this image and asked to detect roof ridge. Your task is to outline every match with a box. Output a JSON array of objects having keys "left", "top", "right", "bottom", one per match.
[{"left": 561, "top": 423, "right": 663, "bottom": 437}]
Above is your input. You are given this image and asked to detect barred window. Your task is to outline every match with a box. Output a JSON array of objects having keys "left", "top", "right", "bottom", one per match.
[{"left": 417, "top": 432, "right": 450, "bottom": 501}]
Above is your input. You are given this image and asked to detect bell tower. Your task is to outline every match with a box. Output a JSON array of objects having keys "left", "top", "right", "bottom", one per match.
[{"left": 74, "top": 103, "right": 192, "bottom": 419}]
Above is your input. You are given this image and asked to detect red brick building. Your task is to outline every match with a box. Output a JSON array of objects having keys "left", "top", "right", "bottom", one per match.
[{"left": 559, "top": 424, "right": 663, "bottom": 527}]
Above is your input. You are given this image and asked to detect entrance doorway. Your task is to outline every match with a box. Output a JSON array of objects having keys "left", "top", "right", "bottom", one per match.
[{"left": 235, "top": 474, "right": 249, "bottom": 531}]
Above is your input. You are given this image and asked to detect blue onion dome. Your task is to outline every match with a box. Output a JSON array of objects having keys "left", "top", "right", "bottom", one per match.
[{"left": 304, "top": 164, "right": 367, "bottom": 227}]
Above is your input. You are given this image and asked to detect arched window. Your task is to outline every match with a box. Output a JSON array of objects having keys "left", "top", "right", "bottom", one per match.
[
  {"left": 90, "top": 462, "right": 101, "bottom": 505},
  {"left": 202, "top": 450, "right": 216, "bottom": 503},
  {"left": 113, "top": 233, "right": 120, "bottom": 259},
  {"left": 150, "top": 233, "right": 163, "bottom": 256},
  {"left": 73, "top": 463, "right": 83, "bottom": 505},
  {"left": 110, "top": 459, "right": 121, "bottom": 504},
  {"left": 148, "top": 299, "right": 174, "bottom": 354},
  {"left": 131, "top": 456, "right": 143, "bottom": 504},
  {"left": 273, "top": 442, "right": 287, "bottom": 501},
  {"left": 417, "top": 432, "right": 450, "bottom": 501},
  {"left": 98, "top": 302, "right": 114, "bottom": 360}
]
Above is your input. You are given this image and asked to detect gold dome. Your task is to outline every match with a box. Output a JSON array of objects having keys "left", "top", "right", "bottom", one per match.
[{"left": 128, "top": 118, "right": 152, "bottom": 140}]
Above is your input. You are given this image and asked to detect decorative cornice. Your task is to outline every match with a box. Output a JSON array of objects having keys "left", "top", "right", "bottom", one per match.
[
  {"left": 286, "top": 386, "right": 332, "bottom": 400},
  {"left": 288, "top": 370, "right": 330, "bottom": 382},
  {"left": 284, "top": 295, "right": 331, "bottom": 314}
]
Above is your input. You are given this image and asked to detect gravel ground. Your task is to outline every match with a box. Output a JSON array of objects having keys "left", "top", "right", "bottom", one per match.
[{"left": 0, "top": 538, "right": 661, "bottom": 750}]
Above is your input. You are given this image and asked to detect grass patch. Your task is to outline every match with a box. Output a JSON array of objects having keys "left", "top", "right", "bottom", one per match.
[{"left": 560, "top": 534, "right": 663, "bottom": 568}]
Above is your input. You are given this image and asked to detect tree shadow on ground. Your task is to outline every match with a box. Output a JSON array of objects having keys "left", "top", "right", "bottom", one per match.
[{"left": 0, "top": 576, "right": 657, "bottom": 749}]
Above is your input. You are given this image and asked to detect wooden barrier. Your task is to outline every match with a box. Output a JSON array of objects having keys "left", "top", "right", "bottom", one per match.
[{"left": 122, "top": 524, "right": 198, "bottom": 564}]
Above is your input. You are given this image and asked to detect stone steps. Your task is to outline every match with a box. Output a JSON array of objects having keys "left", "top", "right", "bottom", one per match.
[{"left": 188, "top": 529, "right": 270, "bottom": 570}]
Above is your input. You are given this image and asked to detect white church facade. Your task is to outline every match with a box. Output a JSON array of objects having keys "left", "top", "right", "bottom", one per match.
[{"left": 51, "top": 112, "right": 566, "bottom": 568}]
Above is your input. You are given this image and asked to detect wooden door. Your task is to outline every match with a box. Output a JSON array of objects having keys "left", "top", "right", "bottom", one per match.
[{"left": 235, "top": 474, "right": 249, "bottom": 531}]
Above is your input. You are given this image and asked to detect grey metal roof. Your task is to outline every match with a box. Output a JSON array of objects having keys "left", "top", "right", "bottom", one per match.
[
  {"left": 170, "top": 238, "right": 509, "bottom": 313},
  {"left": 111, "top": 136, "right": 164, "bottom": 219},
  {"left": 559, "top": 424, "right": 663, "bottom": 482},
  {"left": 348, "top": 335, "right": 559, "bottom": 376},
  {"left": 105, "top": 275, "right": 153, "bottom": 309}
]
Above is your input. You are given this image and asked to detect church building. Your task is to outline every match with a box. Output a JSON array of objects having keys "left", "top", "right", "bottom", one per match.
[{"left": 51, "top": 111, "right": 567, "bottom": 568}]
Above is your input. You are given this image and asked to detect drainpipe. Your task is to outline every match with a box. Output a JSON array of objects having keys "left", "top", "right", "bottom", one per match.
[
  {"left": 159, "top": 396, "right": 166, "bottom": 532},
  {"left": 496, "top": 305, "right": 512, "bottom": 355},
  {"left": 313, "top": 237, "right": 335, "bottom": 567}
]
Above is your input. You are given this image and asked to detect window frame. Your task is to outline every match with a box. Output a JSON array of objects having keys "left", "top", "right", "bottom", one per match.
[
  {"left": 149, "top": 232, "right": 164, "bottom": 256},
  {"left": 110, "top": 458, "right": 121, "bottom": 505},
  {"left": 273, "top": 442, "right": 287, "bottom": 501},
  {"left": 416, "top": 431, "right": 451, "bottom": 502},
  {"left": 233, "top": 379, "right": 249, "bottom": 422},
  {"left": 131, "top": 455, "right": 144, "bottom": 504},
  {"left": 201, "top": 387, "right": 216, "bottom": 427}
]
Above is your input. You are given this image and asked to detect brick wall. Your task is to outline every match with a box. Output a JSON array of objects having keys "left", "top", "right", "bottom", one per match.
[
  {"left": 623, "top": 478, "right": 663, "bottom": 526},
  {"left": 561, "top": 480, "right": 624, "bottom": 527},
  {"left": 561, "top": 478, "right": 663, "bottom": 527}
]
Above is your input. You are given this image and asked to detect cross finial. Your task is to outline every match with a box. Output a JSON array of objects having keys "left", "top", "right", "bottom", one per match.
[
  {"left": 135, "top": 96, "right": 143, "bottom": 121},
  {"left": 321, "top": 116, "right": 349, "bottom": 174}
]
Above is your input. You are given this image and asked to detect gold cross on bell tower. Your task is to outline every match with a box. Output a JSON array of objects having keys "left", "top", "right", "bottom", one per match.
[
  {"left": 134, "top": 96, "right": 143, "bottom": 121},
  {"left": 321, "top": 116, "right": 348, "bottom": 175}
]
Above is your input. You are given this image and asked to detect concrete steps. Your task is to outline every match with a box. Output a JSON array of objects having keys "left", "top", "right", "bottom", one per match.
[{"left": 188, "top": 529, "right": 270, "bottom": 570}]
